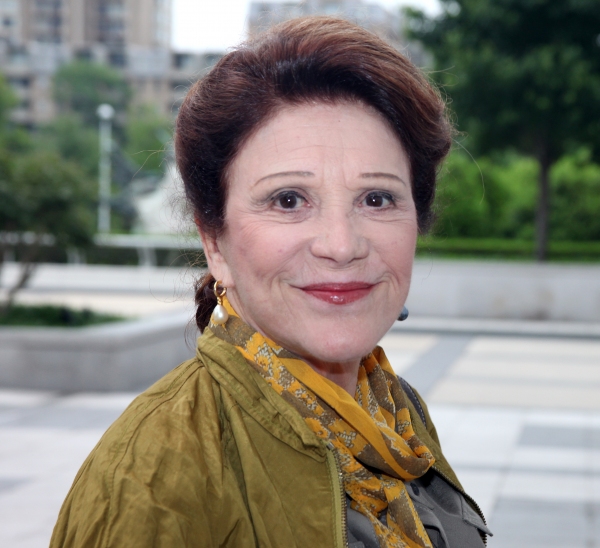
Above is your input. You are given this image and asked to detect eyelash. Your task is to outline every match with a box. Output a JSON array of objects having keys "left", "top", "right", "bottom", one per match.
[
  {"left": 270, "top": 190, "right": 397, "bottom": 211},
  {"left": 363, "top": 191, "right": 395, "bottom": 208},
  {"left": 272, "top": 191, "right": 306, "bottom": 210}
]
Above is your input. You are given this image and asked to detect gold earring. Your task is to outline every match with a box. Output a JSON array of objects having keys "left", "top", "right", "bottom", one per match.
[{"left": 211, "top": 281, "right": 229, "bottom": 325}]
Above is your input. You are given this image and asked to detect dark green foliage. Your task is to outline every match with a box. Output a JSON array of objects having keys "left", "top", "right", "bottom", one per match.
[
  {"left": 0, "top": 74, "right": 32, "bottom": 155},
  {"left": 433, "top": 149, "right": 600, "bottom": 243},
  {"left": 417, "top": 237, "right": 600, "bottom": 262},
  {"left": 433, "top": 150, "right": 537, "bottom": 239},
  {"left": 36, "top": 114, "right": 99, "bottom": 177},
  {"left": 0, "top": 150, "right": 96, "bottom": 311},
  {"left": 0, "top": 72, "right": 17, "bottom": 127},
  {"left": 408, "top": 0, "right": 600, "bottom": 259},
  {"left": 48, "top": 62, "right": 172, "bottom": 230},
  {"left": 53, "top": 61, "right": 131, "bottom": 127},
  {"left": 125, "top": 104, "right": 172, "bottom": 173},
  {"left": 0, "top": 304, "right": 123, "bottom": 327},
  {"left": 550, "top": 149, "right": 600, "bottom": 241},
  {"left": 408, "top": 0, "right": 600, "bottom": 158},
  {"left": 3, "top": 151, "right": 96, "bottom": 249}
]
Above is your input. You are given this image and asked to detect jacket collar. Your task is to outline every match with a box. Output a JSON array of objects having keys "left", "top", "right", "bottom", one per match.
[
  {"left": 197, "top": 328, "right": 327, "bottom": 461},
  {"left": 198, "top": 327, "right": 462, "bottom": 487}
]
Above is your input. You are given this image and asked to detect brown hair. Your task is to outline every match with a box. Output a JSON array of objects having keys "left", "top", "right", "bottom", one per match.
[{"left": 175, "top": 16, "right": 452, "bottom": 331}]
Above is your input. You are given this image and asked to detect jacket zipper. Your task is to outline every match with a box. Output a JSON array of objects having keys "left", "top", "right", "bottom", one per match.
[
  {"left": 326, "top": 446, "right": 487, "bottom": 547},
  {"left": 326, "top": 442, "right": 349, "bottom": 548},
  {"left": 432, "top": 466, "right": 488, "bottom": 547}
]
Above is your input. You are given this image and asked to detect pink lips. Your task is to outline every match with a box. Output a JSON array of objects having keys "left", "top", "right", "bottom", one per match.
[{"left": 301, "top": 282, "right": 374, "bottom": 305}]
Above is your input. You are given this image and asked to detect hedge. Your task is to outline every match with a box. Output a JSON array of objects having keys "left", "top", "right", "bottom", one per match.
[{"left": 416, "top": 237, "right": 600, "bottom": 261}]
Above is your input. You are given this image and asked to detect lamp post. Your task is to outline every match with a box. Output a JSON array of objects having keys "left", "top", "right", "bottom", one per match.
[{"left": 96, "top": 103, "right": 115, "bottom": 233}]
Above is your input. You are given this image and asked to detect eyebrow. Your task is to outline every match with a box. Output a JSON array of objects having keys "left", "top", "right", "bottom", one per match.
[
  {"left": 255, "top": 170, "right": 409, "bottom": 187},
  {"left": 360, "top": 172, "right": 409, "bottom": 187},
  {"left": 256, "top": 171, "right": 314, "bottom": 183}
]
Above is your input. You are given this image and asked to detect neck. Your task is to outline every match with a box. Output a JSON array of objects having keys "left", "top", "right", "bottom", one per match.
[
  {"left": 305, "top": 359, "right": 361, "bottom": 395},
  {"left": 222, "top": 296, "right": 361, "bottom": 395}
]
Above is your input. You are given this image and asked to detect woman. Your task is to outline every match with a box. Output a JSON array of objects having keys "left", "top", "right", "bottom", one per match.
[{"left": 51, "top": 17, "right": 491, "bottom": 548}]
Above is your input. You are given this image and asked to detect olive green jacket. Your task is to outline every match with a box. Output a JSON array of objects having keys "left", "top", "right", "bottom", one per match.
[{"left": 50, "top": 329, "right": 474, "bottom": 548}]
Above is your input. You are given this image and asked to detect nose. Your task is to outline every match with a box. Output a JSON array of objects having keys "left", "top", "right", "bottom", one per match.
[{"left": 309, "top": 209, "right": 368, "bottom": 266}]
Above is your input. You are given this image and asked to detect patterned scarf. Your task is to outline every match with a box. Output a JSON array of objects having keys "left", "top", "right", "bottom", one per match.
[{"left": 210, "top": 297, "right": 435, "bottom": 548}]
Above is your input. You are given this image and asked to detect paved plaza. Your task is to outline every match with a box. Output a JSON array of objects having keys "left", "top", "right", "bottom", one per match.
[
  {"left": 1, "top": 263, "right": 599, "bottom": 547},
  {"left": 384, "top": 331, "right": 600, "bottom": 547}
]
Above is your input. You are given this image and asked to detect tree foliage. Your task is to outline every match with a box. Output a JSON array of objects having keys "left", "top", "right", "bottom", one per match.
[
  {"left": 0, "top": 74, "right": 96, "bottom": 311},
  {"left": 49, "top": 62, "right": 171, "bottom": 231},
  {"left": 36, "top": 114, "right": 99, "bottom": 177},
  {"left": 125, "top": 104, "right": 172, "bottom": 173},
  {"left": 53, "top": 61, "right": 131, "bottom": 126},
  {"left": 550, "top": 149, "right": 600, "bottom": 241},
  {"left": 0, "top": 151, "right": 95, "bottom": 311},
  {"left": 408, "top": 0, "right": 600, "bottom": 258},
  {"left": 433, "top": 148, "right": 600, "bottom": 243},
  {"left": 434, "top": 151, "right": 537, "bottom": 239},
  {"left": 0, "top": 73, "right": 17, "bottom": 127},
  {"left": 7, "top": 152, "right": 95, "bottom": 247},
  {"left": 0, "top": 62, "right": 175, "bottom": 310}
]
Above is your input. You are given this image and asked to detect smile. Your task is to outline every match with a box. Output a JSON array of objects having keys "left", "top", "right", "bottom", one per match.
[{"left": 300, "top": 282, "right": 375, "bottom": 305}]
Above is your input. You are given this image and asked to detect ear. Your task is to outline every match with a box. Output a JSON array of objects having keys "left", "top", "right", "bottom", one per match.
[{"left": 199, "top": 228, "right": 235, "bottom": 288}]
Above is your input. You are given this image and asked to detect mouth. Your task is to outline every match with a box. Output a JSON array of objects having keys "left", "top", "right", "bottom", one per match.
[{"left": 300, "top": 282, "right": 375, "bottom": 305}]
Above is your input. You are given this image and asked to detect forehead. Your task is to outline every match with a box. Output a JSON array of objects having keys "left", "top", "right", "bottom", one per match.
[{"left": 228, "top": 101, "right": 409, "bottom": 181}]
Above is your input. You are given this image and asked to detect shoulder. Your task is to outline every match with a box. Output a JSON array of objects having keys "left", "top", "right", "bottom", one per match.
[
  {"left": 91, "top": 355, "right": 220, "bottom": 465},
  {"left": 50, "top": 355, "right": 251, "bottom": 547},
  {"left": 109, "top": 354, "right": 217, "bottom": 434}
]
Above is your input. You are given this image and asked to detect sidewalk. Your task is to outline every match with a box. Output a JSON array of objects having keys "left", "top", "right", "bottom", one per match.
[
  {"left": 0, "top": 329, "right": 598, "bottom": 547},
  {"left": 380, "top": 330, "right": 600, "bottom": 547},
  {"left": 1, "top": 263, "right": 599, "bottom": 546}
]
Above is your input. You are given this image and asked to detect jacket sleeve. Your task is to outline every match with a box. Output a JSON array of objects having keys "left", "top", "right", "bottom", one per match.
[{"left": 50, "top": 363, "right": 256, "bottom": 548}]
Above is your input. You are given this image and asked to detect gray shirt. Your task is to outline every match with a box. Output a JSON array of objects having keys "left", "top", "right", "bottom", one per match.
[{"left": 346, "top": 470, "right": 492, "bottom": 548}]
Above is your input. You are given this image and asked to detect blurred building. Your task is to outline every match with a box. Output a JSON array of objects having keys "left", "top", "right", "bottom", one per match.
[
  {"left": 0, "top": 0, "right": 221, "bottom": 126},
  {"left": 248, "top": 0, "right": 426, "bottom": 63}
]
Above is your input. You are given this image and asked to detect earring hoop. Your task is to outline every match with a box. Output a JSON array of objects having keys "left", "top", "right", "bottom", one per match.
[
  {"left": 211, "top": 280, "right": 229, "bottom": 325},
  {"left": 213, "top": 281, "right": 226, "bottom": 303}
]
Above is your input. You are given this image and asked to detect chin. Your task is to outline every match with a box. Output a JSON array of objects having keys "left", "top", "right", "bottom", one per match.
[{"left": 292, "top": 321, "right": 385, "bottom": 366}]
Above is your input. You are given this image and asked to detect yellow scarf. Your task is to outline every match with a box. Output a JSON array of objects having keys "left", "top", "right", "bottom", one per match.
[{"left": 211, "top": 297, "right": 435, "bottom": 548}]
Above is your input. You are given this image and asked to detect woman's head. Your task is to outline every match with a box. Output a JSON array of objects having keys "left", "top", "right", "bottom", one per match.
[{"left": 176, "top": 16, "right": 452, "bottom": 345}]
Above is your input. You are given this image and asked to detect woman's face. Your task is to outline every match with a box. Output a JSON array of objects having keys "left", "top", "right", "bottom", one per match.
[{"left": 203, "top": 101, "right": 417, "bottom": 369}]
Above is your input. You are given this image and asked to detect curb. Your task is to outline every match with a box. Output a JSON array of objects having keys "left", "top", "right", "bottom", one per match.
[{"left": 390, "top": 316, "right": 600, "bottom": 340}]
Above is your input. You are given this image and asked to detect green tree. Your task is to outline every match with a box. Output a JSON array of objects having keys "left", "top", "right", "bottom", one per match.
[
  {"left": 408, "top": 0, "right": 600, "bottom": 259},
  {"left": 434, "top": 151, "right": 538, "bottom": 239},
  {"left": 0, "top": 152, "right": 95, "bottom": 312},
  {"left": 550, "top": 149, "right": 600, "bottom": 241},
  {"left": 36, "top": 114, "right": 99, "bottom": 177},
  {"left": 0, "top": 72, "right": 31, "bottom": 154},
  {"left": 0, "top": 73, "right": 17, "bottom": 127},
  {"left": 53, "top": 61, "right": 131, "bottom": 127},
  {"left": 125, "top": 104, "right": 172, "bottom": 173}
]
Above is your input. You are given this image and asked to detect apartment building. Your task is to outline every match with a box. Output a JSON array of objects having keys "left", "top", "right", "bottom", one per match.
[
  {"left": 248, "top": 0, "right": 426, "bottom": 65},
  {"left": 0, "top": 0, "right": 214, "bottom": 126}
]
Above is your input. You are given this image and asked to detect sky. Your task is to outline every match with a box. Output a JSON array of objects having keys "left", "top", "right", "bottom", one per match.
[{"left": 172, "top": 0, "right": 442, "bottom": 53}]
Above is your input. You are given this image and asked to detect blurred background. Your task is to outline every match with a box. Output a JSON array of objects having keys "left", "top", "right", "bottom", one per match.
[{"left": 0, "top": 1, "right": 599, "bottom": 547}]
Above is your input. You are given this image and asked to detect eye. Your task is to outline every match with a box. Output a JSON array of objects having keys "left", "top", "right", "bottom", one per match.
[
  {"left": 363, "top": 192, "right": 394, "bottom": 208},
  {"left": 274, "top": 191, "right": 305, "bottom": 210}
]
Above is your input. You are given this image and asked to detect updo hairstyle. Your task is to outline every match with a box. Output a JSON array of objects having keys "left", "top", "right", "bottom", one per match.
[{"left": 175, "top": 16, "right": 453, "bottom": 331}]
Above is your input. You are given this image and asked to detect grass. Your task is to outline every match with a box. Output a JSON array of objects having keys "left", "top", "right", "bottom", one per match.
[{"left": 0, "top": 304, "right": 125, "bottom": 327}]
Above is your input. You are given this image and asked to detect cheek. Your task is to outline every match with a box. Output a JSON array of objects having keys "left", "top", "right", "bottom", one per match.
[
  {"left": 223, "top": 217, "right": 306, "bottom": 282},
  {"left": 374, "top": 220, "right": 417, "bottom": 278}
]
